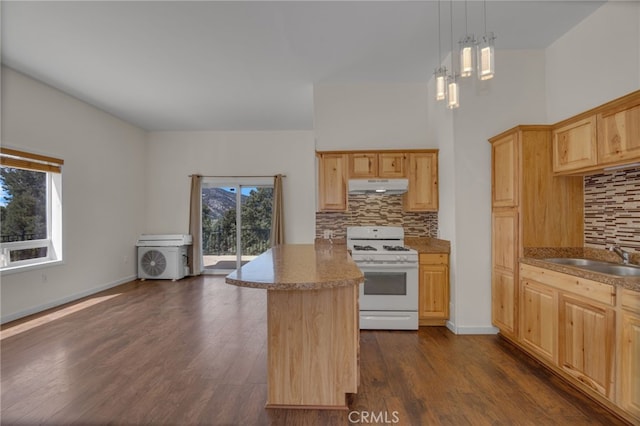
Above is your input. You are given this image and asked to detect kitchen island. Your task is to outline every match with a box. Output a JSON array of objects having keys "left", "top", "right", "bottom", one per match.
[{"left": 226, "top": 244, "right": 364, "bottom": 410}]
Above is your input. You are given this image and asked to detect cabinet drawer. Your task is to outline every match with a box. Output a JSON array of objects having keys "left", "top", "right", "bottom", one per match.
[
  {"left": 419, "top": 253, "right": 448, "bottom": 265},
  {"left": 622, "top": 288, "right": 640, "bottom": 313},
  {"left": 520, "top": 264, "right": 616, "bottom": 306}
]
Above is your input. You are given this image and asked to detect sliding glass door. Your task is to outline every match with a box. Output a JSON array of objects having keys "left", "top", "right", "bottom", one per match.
[{"left": 201, "top": 177, "right": 273, "bottom": 274}]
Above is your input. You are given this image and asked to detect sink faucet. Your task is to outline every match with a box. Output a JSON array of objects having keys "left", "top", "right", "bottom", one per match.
[{"left": 609, "top": 245, "right": 630, "bottom": 264}]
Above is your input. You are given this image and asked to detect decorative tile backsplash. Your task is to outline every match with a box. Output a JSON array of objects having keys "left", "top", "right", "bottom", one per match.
[
  {"left": 315, "top": 194, "right": 438, "bottom": 239},
  {"left": 584, "top": 167, "right": 640, "bottom": 252}
]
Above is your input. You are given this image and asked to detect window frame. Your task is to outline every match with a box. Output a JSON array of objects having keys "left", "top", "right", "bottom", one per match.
[{"left": 1, "top": 148, "right": 64, "bottom": 274}]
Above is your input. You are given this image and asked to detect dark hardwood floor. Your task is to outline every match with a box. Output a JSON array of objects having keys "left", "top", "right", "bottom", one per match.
[{"left": 1, "top": 276, "right": 628, "bottom": 425}]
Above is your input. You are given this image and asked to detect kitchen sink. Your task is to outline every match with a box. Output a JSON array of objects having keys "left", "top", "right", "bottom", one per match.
[{"left": 543, "top": 258, "right": 640, "bottom": 277}]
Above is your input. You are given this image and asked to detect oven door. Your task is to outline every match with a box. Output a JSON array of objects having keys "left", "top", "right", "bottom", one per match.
[{"left": 358, "top": 263, "right": 418, "bottom": 312}]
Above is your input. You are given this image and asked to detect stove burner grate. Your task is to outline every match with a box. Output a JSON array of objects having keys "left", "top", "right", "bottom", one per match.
[
  {"left": 383, "top": 245, "right": 410, "bottom": 252},
  {"left": 353, "top": 245, "right": 377, "bottom": 251}
]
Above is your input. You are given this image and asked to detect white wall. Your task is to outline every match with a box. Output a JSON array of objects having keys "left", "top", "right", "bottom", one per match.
[
  {"left": 447, "top": 50, "right": 548, "bottom": 334},
  {"left": 145, "top": 131, "right": 316, "bottom": 244},
  {"left": 546, "top": 1, "right": 640, "bottom": 122},
  {"left": 1, "top": 67, "right": 147, "bottom": 323},
  {"left": 314, "top": 83, "right": 431, "bottom": 150}
]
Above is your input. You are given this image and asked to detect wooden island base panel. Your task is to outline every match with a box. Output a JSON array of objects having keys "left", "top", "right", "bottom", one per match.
[{"left": 225, "top": 244, "right": 364, "bottom": 409}]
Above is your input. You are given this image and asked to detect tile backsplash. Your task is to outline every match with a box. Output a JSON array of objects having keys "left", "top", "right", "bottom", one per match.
[
  {"left": 315, "top": 194, "right": 438, "bottom": 239},
  {"left": 584, "top": 167, "right": 640, "bottom": 252}
]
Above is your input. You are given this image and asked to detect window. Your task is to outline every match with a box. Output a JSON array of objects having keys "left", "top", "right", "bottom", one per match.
[{"left": 1, "top": 148, "right": 63, "bottom": 272}]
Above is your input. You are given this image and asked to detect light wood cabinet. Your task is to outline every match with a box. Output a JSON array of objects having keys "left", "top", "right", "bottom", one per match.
[
  {"left": 491, "top": 132, "right": 519, "bottom": 208},
  {"left": 378, "top": 152, "right": 406, "bottom": 177},
  {"left": 619, "top": 289, "right": 640, "bottom": 419},
  {"left": 552, "top": 116, "right": 598, "bottom": 173},
  {"left": 597, "top": 96, "right": 640, "bottom": 164},
  {"left": 489, "top": 126, "right": 584, "bottom": 340},
  {"left": 552, "top": 90, "right": 640, "bottom": 175},
  {"left": 418, "top": 253, "right": 449, "bottom": 326},
  {"left": 559, "top": 293, "right": 615, "bottom": 398},
  {"left": 317, "top": 153, "right": 348, "bottom": 211},
  {"left": 348, "top": 152, "right": 407, "bottom": 178},
  {"left": 520, "top": 278, "right": 557, "bottom": 363},
  {"left": 403, "top": 152, "right": 438, "bottom": 211},
  {"left": 491, "top": 211, "right": 518, "bottom": 335},
  {"left": 317, "top": 149, "right": 437, "bottom": 212},
  {"left": 349, "top": 153, "right": 378, "bottom": 178}
]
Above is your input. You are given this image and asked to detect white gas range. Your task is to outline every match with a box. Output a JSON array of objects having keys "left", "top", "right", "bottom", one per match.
[{"left": 347, "top": 226, "right": 419, "bottom": 330}]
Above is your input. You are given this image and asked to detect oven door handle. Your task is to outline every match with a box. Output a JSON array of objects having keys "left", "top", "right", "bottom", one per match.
[{"left": 356, "top": 263, "right": 418, "bottom": 271}]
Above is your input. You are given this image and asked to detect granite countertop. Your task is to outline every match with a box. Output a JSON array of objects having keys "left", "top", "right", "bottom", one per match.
[
  {"left": 405, "top": 237, "right": 451, "bottom": 254},
  {"left": 226, "top": 244, "right": 364, "bottom": 291},
  {"left": 522, "top": 247, "right": 640, "bottom": 292}
]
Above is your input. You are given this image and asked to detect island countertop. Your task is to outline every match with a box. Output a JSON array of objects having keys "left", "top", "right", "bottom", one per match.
[
  {"left": 226, "top": 243, "right": 364, "bottom": 291},
  {"left": 225, "top": 243, "right": 363, "bottom": 409}
]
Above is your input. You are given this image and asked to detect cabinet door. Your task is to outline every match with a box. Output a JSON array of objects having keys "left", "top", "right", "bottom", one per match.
[
  {"left": 492, "top": 211, "right": 518, "bottom": 336},
  {"left": 418, "top": 254, "right": 449, "bottom": 325},
  {"left": 349, "top": 153, "right": 377, "bottom": 178},
  {"left": 620, "top": 309, "right": 640, "bottom": 418},
  {"left": 492, "top": 211, "right": 518, "bottom": 272},
  {"left": 378, "top": 153, "right": 406, "bottom": 178},
  {"left": 559, "top": 294, "right": 615, "bottom": 398},
  {"left": 597, "top": 100, "right": 640, "bottom": 165},
  {"left": 318, "top": 154, "right": 348, "bottom": 211},
  {"left": 492, "top": 270, "right": 516, "bottom": 335},
  {"left": 552, "top": 116, "right": 598, "bottom": 173},
  {"left": 520, "top": 279, "right": 557, "bottom": 363},
  {"left": 491, "top": 132, "right": 519, "bottom": 208},
  {"left": 404, "top": 152, "right": 438, "bottom": 211}
]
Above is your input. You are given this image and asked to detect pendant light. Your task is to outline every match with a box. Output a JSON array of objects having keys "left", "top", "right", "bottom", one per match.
[
  {"left": 459, "top": 1, "right": 475, "bottom": 78},
  {"left": 447, "top": 0, "right": 459, "bottom": 109},
  {"left": 477, "top": 0, "right": 496, "bottom": 80},
  {"left": 434, "top": 1, "right": 447, "bottom": 101}
]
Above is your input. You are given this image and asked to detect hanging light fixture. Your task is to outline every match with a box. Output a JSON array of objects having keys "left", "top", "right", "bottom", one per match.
[
  {"left": 447, "top": 0, "right": 459, "bottom": 109},
  {"left": 434, "top": 0, "right": 447, "bottom": 101},
  {"left": 477, "top": 0, "right": 496, "bottom": 80},
  {"left": 459, "top": 1, "right": 475, "bottom": 78}
]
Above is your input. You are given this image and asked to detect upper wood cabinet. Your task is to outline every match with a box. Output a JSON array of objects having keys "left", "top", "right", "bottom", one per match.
[
  {"left": 317, "top": 153, "right": 348, "bottom": 211},
  {"left": 552, "top": 90, "right": 640, "bottom": 175},
  {"left": 491, "top": 132, "right": 519, "bottom": 208},
  {"left": 349, "top": 153, "right": 378, "bottom": 178},
  {"left": 348, "top": 152, "right": 406, "bottom": 178},
  {"left": 552, "top": 115, "right": 598, "bottom": 173},
  {"left": 597, "top": 96, "right": 640, "bottom": 164},
  {"left": 404, "top": 152, "right": 438, "bottom": 212},
  {"left": 317, "top": 149, "right": 438, "bottom": 212},
  {"left": 378, "top": 153, "right": 406, "bottom": 177}
]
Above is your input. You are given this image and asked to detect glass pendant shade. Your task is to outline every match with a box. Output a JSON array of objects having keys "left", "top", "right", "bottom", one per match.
[
  {"left": 477, "top": 32, "right": 496, "bottom": 80},
  {"left": 434, "top": 67, "right": 447, "bottom": 101},
  {"left": 447, "top": 77, "right": 459, "bottom": 109},
  {"left": 459, "top": 35, "right": 475, "bottom": 78}
]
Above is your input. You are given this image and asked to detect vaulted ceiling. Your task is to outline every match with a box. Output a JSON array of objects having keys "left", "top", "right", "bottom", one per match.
[{"left": 1, "top": 1, "right": 605, "bottom": 131}]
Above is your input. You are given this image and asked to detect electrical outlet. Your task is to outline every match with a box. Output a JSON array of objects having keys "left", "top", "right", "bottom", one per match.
[{"left": 323, "top": 230, "right": 331, "bottom": 239}]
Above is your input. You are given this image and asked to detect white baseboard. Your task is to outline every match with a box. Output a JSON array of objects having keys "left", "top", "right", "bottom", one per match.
[
  {"left": 446, "top": 321, "right": 499, "bottom": 335},
  {"left": 1, "top": 275, "right": 137, "bottom": 324}
]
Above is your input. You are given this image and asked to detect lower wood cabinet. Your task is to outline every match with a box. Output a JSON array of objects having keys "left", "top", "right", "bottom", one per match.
[
  {"left": 519, "top": 278, "right": 557, "bottom": 363},
  {"left": 558, "top": 293, "right": 615, "bottom": 398},
  {"left": 519, "top": 263, "right": 639, "bottom": 424},
  {"left": 418, "top": 253, "right": 449, "bottom": 326},
  {"left": 620, "top": 289, "right": 640, "bottom": 419}
]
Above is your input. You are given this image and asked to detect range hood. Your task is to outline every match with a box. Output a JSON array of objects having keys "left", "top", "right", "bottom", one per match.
[{"left": 348, "top": 178, "right": 408, "bottom": 195}]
